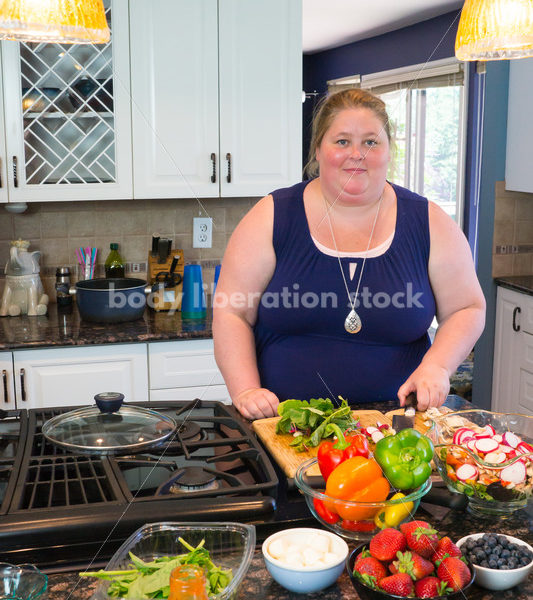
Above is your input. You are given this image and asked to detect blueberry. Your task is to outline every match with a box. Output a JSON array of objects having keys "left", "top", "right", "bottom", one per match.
[
  {"left": 483, "top": 544, "right": 491, "bottom": 554},
  {"left": 499, "top": 564, "right": 510, "bottom": 570},
  {"left": 520, "top": 557, "right": 531, "bottom": 566},
  {"left": 487, "top": 537, "right": 497, "bottom": 547},
  {"left": 508, "top": 543, "right": 517, "bottom": 551},
  {"left": 497, "top": 558, "right": 506, "bottom": 566},
  {"left": 480, "top": 560, "right": 489, "bottom": 568},
  {"left": 501, "top": 549, "right": 510, "bottom": 558},
  {"left": 499, "top": 537, "right": 509, "bottom": 547},
  {"left": 488, "top": 559, "right": 498, "bottom": 568},
  {"left": 477, "top": 550, "right": 487, "bottom": 560},
  {"left": 493, "top": 546, "right": 502, "bottom": 556}
]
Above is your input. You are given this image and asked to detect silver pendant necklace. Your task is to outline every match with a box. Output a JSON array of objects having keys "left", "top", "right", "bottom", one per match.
[{"left": 323, "top": 192, "right": 383, "bottom": 334}]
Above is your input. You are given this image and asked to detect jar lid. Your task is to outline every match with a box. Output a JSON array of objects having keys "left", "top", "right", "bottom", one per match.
[
  {"left": 110, "top": 243, "right": 118, "bottom": 250},
  {"left": 42, "top": 393, "right": 176, "bottom": 455}
]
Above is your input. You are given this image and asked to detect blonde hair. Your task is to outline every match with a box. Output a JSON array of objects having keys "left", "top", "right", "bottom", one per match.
[{"left": 304, "top": 88, "right": 392, "bottom": 179}]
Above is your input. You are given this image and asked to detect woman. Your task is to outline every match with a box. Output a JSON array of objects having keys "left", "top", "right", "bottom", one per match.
[{"left": 213, "top": 89, "right": 485, "bottom": 420}]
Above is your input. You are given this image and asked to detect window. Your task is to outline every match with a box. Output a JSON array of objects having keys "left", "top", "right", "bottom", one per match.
[{"left": 328, "top": 59, "right": 468, "bottom": 225}]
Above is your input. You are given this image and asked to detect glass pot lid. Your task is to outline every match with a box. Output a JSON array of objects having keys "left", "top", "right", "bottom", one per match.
[{"left": 42, "top": 393, "right": 177, "bottom": 455}]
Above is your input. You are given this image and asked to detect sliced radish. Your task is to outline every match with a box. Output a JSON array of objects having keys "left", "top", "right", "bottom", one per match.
[
  {"left": 498, "top": 444, "right": 515, "bottom": 454},
  {"left": 453, "top": 427, "right": 476, "bottom": 445},
  {"left": 366, "top": 426, "right": 378, "bottom": 435},
  {"left": 517, "top": 441, "right": 533, "bottom": 455},
  {"left": 474, "top": 425, "right": 496, "bottom": 438},
  {"left": 475, "top": 438, "right": 499, "bottom": 453},
  {"left": 493, "top": 434, "right": 503, "bottom": 443},
  {"left": 467, "top": 440, "right": 477, "bottom": 452},
  {"left": 500, "top": 461, "right": 527, "bottom": 484},
  {"left": 371, "top": 430, "right": 385, "bottom": 443},
  {"left": 502, "top": 431, "right": 521, "bottom": 449},
  {"left": 456, "top": 464, "right": 479, "bottom": 481},
  {"left": 484, "top": 451, "right": 507, "bottom": 464}
]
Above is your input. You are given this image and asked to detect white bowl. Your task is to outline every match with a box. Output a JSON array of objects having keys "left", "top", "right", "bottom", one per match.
[
  {"left": 457, "top": 533, "right": 533, "bottom": 591},
  {"left": 262, "top": 528, "right": 348, "bottom": 594}
]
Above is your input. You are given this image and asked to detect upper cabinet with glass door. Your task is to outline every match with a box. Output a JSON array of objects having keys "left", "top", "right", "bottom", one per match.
[{"left": 0, "top": 0, "right": 132, "bottom": 203}]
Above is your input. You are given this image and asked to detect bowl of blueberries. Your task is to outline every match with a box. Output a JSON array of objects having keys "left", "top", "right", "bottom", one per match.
[{"left": 456, "top": 533, "right": 533, "bottom": 590}]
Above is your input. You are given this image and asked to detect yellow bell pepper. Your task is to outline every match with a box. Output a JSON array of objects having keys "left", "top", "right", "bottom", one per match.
[{"left": 374, "top": 493, "right": 414, "bottom": 529}]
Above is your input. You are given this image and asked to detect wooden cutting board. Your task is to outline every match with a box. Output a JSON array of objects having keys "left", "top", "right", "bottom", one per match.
[{"left": 252, "top": 410, "right": 392, "bottom": 478}]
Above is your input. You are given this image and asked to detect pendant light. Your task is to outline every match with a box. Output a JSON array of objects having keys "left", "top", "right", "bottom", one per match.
[
  {"left": 455, "top": 0, "right": 533, "bottom": 60},
  {"left": 0, "top": 0, "right": 110, "bottom": 44}
]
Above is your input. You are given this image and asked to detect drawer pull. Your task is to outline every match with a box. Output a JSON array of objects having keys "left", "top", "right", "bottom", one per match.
[
  {"left": 512, "top": 306, "right": 521, "bottom": 332},
  {"left": 210, "top": 152, "right": 216, "bottom": 183},
  {"left": 12, "top": 156, "right": 18, "bottom": 188},
  {"left": 20, "top": 368, "right": 26, "bottom": 401},
  {"left": 2, "top": 370, "right": 7, "bottom": 404}
]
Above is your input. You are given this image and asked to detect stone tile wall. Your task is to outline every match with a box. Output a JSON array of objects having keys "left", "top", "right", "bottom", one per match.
[
  {"left": 492, "top": 181, "right": 533, "bottom": 277},
  {"left": 0, "top": 196, "right": 258, "bottom": 301}
]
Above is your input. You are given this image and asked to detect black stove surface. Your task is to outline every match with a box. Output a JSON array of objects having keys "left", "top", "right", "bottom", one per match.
[{"left": 0, "top": 400, "right": 307, "bottom": 572}]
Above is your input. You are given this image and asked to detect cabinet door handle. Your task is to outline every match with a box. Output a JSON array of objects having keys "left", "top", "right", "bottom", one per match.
[
  {"left": 226, "top": 152, "right": 231, "bottom": 183},
  {"left": 2, "top": 370, "right": 7, "bottom": 404},
  {"left": 210, "top": 152, "right": 216, "bottom": 183},
  {"left": 512, "top": 306, "right": 521, "bottom": 332},
  {"left": 20, "top": 368, "right": 26, "bottom": 401},
  {"left": 12, "top": 156, "right": 18, "bottom": 188}
]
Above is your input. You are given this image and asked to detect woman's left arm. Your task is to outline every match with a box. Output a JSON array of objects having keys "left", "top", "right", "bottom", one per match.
[{"left": 398, "top": 201, "right": 486, "bottom": 410}]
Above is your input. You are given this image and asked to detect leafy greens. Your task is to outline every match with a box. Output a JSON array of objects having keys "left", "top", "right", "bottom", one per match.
[
  {"left": 275, "top": 397, "right": 359, "bottom": 452},
  {"left": 80, "top": 537, "right": 232, "bottom": 599}
]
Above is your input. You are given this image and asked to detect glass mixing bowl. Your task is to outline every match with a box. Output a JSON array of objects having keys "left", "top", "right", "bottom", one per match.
[
  {"left": 294, "top": 458, "right": 432, "bottom": 541},
  {"left": 426, "top": 409, "right": 533, "bottom": 517},
  {"left": 0, "top": 563, "right": 47, "bottom": 600}
]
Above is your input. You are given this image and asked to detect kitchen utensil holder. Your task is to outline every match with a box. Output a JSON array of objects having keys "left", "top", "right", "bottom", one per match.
[{"left": 148, "top": 249, "right": 184, "bottom": 312}]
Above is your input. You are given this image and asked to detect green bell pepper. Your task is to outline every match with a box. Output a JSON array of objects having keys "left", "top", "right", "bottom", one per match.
[{"left": 374, "top": 428, "right": 434, "bottom": 490}]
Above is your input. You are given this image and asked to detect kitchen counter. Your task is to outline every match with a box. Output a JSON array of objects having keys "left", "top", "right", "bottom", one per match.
[
  {"left": 46, "top": 507, "right": 533, "bottom": 599},
  {"left": 0, "top": 303, "right": 213, "bottom": 350},
  {"left": 495, "top": 275, "right": 533, "bottom": 296},
  {"left": 44, "top": 395, "right": 532, "bottom": 599}
]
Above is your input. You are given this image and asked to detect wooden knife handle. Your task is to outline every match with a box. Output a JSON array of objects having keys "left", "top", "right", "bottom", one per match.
[{"left": 405, "top": 392, "right": 417, "bottom": 409}]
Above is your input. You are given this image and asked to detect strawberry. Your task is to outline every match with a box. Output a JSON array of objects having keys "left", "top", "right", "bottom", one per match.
[
  {"left": 378, "top": 573, "right": 414, "bottom": 597},
  {"left": 353, "top": 556, "right": 387, "bottom": 588},
  {"left": 390, "top": 550, "right": 434, "bottom": 580},
  {"left": 437, "top": 556, "right": 472, "bottom": 591},
  {"left": 414, "top": 576, "right": 452, "bottom": 598},
  {"left": 400, "top": 520, "right": 438, "bottom": 558},
  {"left": 431, "top": 536, "right": 462, "bottom": 565},
  {"left": 354, "top": 547, "right": 372, "bottom": 567},
  {"left": 369, "top": 527, "right": 407, "bottom": 562}
]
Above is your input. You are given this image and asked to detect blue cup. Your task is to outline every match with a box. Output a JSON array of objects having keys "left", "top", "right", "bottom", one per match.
[
  {"left": 214, "top": 264, "right": 221, "bottom": 293},
  {"left": 181, "top": 264, "right": 206, "bottom": 319}
]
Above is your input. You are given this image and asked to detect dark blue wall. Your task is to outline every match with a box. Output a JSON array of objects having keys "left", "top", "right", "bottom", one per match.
[{"left": 303, "top": 11, "right": 461, "bottom": 93}]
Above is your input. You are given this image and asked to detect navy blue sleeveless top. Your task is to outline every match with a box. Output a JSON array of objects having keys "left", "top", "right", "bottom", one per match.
[{"left": 253, "top": 180, "right": 436, "bottom": 404}]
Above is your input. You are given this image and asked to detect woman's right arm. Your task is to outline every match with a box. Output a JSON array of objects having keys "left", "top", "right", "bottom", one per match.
[{"left": 213, "top": 195, "right": 278, "bottom": 420}]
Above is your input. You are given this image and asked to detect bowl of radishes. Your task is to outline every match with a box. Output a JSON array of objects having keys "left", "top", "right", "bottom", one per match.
[{"left": 426, "top": 410, "right": 533, "bottom": 517}]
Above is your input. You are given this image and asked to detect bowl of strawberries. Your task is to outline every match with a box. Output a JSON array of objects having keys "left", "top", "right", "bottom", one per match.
[{"left": 347, "top": 520, "right": 475, "bottom": 599}]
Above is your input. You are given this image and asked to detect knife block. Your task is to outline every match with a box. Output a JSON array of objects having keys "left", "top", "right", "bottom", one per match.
[{"left": 148, "top": 250, "right": 184, "bottom": 312}]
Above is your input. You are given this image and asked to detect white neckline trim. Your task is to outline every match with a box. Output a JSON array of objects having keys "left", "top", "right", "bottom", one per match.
[{"left": 311, "top": 232, "right": 394, "bottom": 258}]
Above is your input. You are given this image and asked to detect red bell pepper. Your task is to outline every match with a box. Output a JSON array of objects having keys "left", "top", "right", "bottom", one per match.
[
  {"left": 317, "top": 433, "right": 369, "bottom": 481},
  {"left": 341, "top": 519, "right": 376, "bottom": 532},
  {"left": 313, "top": 497, "right": 340, "bottom": 524}
]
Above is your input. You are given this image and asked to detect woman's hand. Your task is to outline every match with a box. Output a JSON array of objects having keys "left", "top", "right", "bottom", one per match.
[
  {"left": 397, "top": 362, "right": 450, "bottom": 411},
  {"left": 233, "top": 387, "right": 280, "bottom": 420}
]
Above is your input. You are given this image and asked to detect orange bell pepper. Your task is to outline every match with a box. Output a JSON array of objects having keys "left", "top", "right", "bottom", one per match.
[{"left": 325, "top": 456, "right": 390, "bottom": 521}]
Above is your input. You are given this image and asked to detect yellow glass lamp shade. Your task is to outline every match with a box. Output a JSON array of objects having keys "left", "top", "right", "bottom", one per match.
[
  {"left": 456, "top": 0, "right": 533, "bottom": 60},
  {"left": 0, "top": 0, "right": 110, "bottom": 44}
]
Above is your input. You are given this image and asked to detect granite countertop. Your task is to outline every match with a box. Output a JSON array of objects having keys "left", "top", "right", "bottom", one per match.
[
  {"left": 0, "top": 303, "right": 213, "bottom": 350},
  {"left": 46, "top": 510, "right": 533, "bottom": 600},
  {"left": 495, "top": 275, "right": 533, "bottom": 296}
]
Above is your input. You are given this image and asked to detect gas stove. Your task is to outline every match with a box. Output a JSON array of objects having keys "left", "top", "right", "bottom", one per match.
[{"left": 0, "top": 401, "right": 313, "bottom": 572}]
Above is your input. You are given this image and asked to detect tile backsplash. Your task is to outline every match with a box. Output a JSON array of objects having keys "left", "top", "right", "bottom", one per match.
[
  {"left": 0, "top": 196, "right": 258, "bottom": 301},
  {"left": 493, "top": 181, "right": 533, "bottom": 278}
]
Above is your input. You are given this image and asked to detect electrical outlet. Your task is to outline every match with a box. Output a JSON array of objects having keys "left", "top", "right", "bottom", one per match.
[
  {"left": 193, "top": 217, "right": 213, "bottom": 248},
  {"left": 132, "top": 263, "right": 141, "bottom": 273}
]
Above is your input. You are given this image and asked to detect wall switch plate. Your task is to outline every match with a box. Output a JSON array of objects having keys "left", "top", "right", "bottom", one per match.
[{"left": 193, "top": 217, "right": 213, "bottom": 248}]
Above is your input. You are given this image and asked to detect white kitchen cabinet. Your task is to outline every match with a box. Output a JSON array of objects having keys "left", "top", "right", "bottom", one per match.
[
  {"left": 0, "top": 351, "right": 16, "bottom": 409},
  {"left": 492, "top": 286, "right": 533, "bottom": 415},
  {"left": 506, "top": 57, "right": 533, "bottom": 193},
  {"left": 12, "top": 344, "right": 148, "bottom": 409},
  {"left": 148, "top": 339, "right": 230, "bottom": 403},
  {"left": 0, "top": 51, "right": 8, "bottom": 206},
  {"left": 130, "top": 0, "right": 302, "bottom": 199},
  {"left": 0, "top": 0, "right": 133, "bottom": 203}
]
